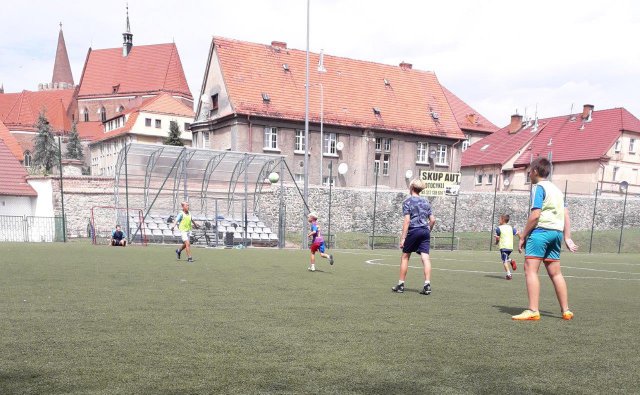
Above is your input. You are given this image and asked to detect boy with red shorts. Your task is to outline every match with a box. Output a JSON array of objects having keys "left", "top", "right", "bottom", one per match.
[{"left": 307, "top": 212, "right": 334, "bottom": 272}]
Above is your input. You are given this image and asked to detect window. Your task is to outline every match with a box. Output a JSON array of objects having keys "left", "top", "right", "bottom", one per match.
[
  {"left": 322, "top": 176, "right": 336, "bottom": 186},
  {"left": 211, "top": 94, "right": 219, "bottom": 111},
  {"left": 382, "top": 154, "right": 390, "bottom": 176},
  {"left": 294, "top": 174, "right": 304, "bottom": 183},
  {"left": 116, "top": 105, "right": 124, "bottom": 113},
  {"left": 324, "top": 133, "right": 337, "bottom": 155},
  {"left": 476, "top": 174, "right": 483, "bottom": 185},
  {"left": 295, "top": 130, "right": 306, "bottom": 153},
  {"left": 23, "top": 151, "right": 32, "bottom": 167},
  {"left": 630, "top": 138, "right": 636, "bottom": 153},
  {"left": 375, "top": 137, "right": 382, "bottom": 151},
  {"left": 416, "top": 142, "right": 428, "bottom": 163},
  {"left": 436, "top": 144, "right": 448, "bottom": 165},
  {"left": 184, "top": 123, "right": 191, "bottom": 131},
  {"left": 83, "top": 108, "right": 89, "bottom": 122},
  {"left": 99, "top": 107, "right": 106, "bottom": 123},
  {"left": 614, "top": 139, "right": 621, "bottom": 153},
  {"left": 613, "top": 166, "right": 619, "bottom": 181},
  {"left": 203, "top": 132, "right": 210, "bottom": 149},
  {"left": 487, "top": 174, "right": 493, "bottom": 185},
  {"left": 373, "top": 159, "right": 380, "bottom": 175},
  {"left": 264, "top": 127, "right": 278, "bottom": 150},
  {"left": 145, "top": 118, "right": 152, "bottom": 127},
  {"left": 384, "top": 138, "right": 391, "bottom": 152},
  {"left": 462, "top": 135, "right": 470, "bottom": 151},
  {"left": 155, "top": 119, "right": 161, "bottom": 128}
]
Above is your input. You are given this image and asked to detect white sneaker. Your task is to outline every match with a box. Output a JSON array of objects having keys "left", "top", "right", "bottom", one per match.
[{"left": 308, "top": 266, "right": 316, "bottom": 272}]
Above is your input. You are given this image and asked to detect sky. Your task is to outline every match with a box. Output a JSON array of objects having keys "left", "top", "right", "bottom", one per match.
[{"left": 1, "top": 0, "right": 639, "bottom": 126}]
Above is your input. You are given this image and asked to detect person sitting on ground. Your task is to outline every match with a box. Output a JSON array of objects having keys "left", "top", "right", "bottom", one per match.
[{"left": 111, "top": 225, "right": 127, "bottom": 247}]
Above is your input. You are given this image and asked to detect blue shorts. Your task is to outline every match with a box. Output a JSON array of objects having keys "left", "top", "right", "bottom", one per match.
[
  {"left": 402, "top": 227, "right": 430, "bottom": 254},
  {"left": 500, "top": 249, "right": 512, "bottom": 262},
  {"left": 311, "top": 241, "right": 325, "bottom": 254},
  {"left": 525, "top": 229, "right": 562, "bottom": 262}
]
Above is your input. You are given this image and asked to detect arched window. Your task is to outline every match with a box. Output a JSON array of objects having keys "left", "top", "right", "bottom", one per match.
[
  {"left": 23, "top": 151, "right": 32, "bottom": 167},
  {"left": 116, "top": 105, "right": 124, "bottom": 113},
  {"left": 83, "top": 108, "right": 89, "bottom": 122},
  {"left": 99, "top": 107, "right": 106, "bottom": 123}
]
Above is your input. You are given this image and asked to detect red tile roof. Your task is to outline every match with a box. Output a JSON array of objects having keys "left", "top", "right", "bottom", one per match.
[
  {"left": 512, "top": 108, "right": 640, "bottom": 167},
  {"left": 0, "top": 120, "right": 23, "bottom": 161},
  {"left": 1, "top": 89, "right": 75, "bottom": 133},
  {"left": 78, "top": 43, "right": 192, "bottom": 100},
  {"left": 90, "top": 93, "right": 193, "bottom": 143},
  {"left": 210, "top": 37, "right": 465, "bottom": 140},
  {"left": 52, "top": 28, "right": 74, "bottom": 85},
  {"left": 441, "top": 86, "right": 499, "bottom": 134},
  {"left": 461, "top": 121, "right": 542, "bottom": 167},
  {"left": 0, "top": 93, "right": 21, "bottom": 119},
  {"left": 138, "top": 92, "right": 194, "bottom": 117},
  {"left": 76, "top": 121, "right": 105, "bottom": 141},
  {"left": 0, "top": 138, "right": 37, "bottom": 197},
  {"left": 462, "top": 107, "right": 640, "bottom": 168}
]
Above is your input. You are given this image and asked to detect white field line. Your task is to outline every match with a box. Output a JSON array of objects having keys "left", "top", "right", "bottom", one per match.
[{"left": 365, "top": 259, "right": 640, "bottom": 281}]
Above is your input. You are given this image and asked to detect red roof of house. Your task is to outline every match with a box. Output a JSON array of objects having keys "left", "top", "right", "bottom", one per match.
[
  {"left": 461, "top": 120, "right": 543, "bottom": 167},
  {"left": 462, "top": 107, "right": 640, "bottom": 168},
  {"left": 0, "top": 120, "right": 23, "bottom": 161},
  {"left": 78, "top": 43, "right": 192, "bottom": 100},
  {"left": 0, "top": 138, "right": 37, "bottom": 197},
  {"left": 90, "top": 94, "right": 193, "bottom": 143},
  {"left": 210, "top": 37, "right": 465, "bottom": 140},
  {"left": 1, "top": 89, "right": 75, "bottom": 132},
  {"left": 0, "top": 93, "right": 21, "bottom": 119},
  {"left": 442, "top": 86, "right": 499, "bottom": 134},
  {"left": 76, "top": 121, "right": 105, "bottom": 141}
]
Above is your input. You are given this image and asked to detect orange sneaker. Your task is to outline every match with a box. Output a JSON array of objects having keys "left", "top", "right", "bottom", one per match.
[
  {"left": 562, "top": 310, "right": 574, "bottom": 320},
  {"left": 510, "top": 259, "right": 517, "bottom": 271},
  {"left": 512, "top": 309, "right": 540, "bottom": 321}
]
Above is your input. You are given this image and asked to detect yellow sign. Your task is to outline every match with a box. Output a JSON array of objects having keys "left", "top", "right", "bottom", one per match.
[{"left": 419, "top": 170, "right": 461, "bottom": 196}]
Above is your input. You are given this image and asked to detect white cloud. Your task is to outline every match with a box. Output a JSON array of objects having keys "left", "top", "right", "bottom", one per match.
[{"left": 1, "top": 0, "right": 639, "bottom": 126}]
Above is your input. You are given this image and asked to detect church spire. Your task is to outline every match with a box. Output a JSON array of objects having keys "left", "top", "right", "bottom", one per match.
[
  {"left": 122, "top": 4, "right": 133, "bottom": 56},
  {"left": 52, "top": 22, "right": 74, "bottom": 87}
]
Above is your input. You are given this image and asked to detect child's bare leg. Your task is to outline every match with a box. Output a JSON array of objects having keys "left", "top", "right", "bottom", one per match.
[
  {"left": 545, "top": 261, "right": 569, "bottom": 312},
  {"left": 320, "top": 252, "right": 330, "bottom": 259},
  {"left": 420, "top": 252, "right": 431, "bottom": 282},
  {"left": 310, "top": 252, "right": 316, "bottom": 265},
  {"left": 503, "top": 260, "right": 510, "bottom": 273},
  {"left": 524, "top": 258, "right": 542, "bottom": 311},
  {"left": 399, "top": 252, "right": 410, "bottom": 281},
  {"left": 185, "top": 241, "right": 191, "bottom": 258}
]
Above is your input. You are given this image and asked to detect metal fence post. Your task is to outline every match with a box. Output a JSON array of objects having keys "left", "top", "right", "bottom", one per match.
[
  {"left": 488, "top": 174, "right": 498, "bottom": 251},
  {"left": 124, "top": 143, "right": 130, "bottom": 243},
  {"left": 371, "top": 168, "right": 379, "bottom": 250},
  {"left": 57, "top": 135, "right": 66, "bottom": 242},
  {"left": 279, "top": 160, "right": 285, "bottom": 249},
  {"left": 618, "top": 187, "right": 628, "bottom": 254},
  {"left": 328, "top": 162, "right": 333, "bottom": 249},
  {"left": 589, "top": 185, "right": 599, "bottom": 253},
  {"left": 451, "top": 194, "right": 458, "bottom": 251}
]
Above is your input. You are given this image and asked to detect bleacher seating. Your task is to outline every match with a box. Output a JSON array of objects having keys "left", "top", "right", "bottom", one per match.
[{"left": 134, "top": 213, "right": 278, "bottom": 247}]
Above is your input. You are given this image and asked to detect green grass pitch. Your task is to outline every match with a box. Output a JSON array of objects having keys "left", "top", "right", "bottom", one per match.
[{"left": 1, "top": 243, "right": 639, "bottom": 394}]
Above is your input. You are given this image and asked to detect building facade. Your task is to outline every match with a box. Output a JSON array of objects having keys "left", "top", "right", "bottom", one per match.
[
  {"left": 461, "top": 105, "right": 640, "bottom": 195},
  {"left": 190, "top": 37, "right": 495, "bottom": 189}
]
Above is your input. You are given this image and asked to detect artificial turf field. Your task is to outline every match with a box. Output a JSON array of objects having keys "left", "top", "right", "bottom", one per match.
[{"left": 1, "top": 243, "right": 638, "bottom": 394}]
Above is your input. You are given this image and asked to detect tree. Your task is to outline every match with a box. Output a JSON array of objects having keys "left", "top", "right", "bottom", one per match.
[
  {"left": 65, "top": 121, "right": 84, "bottom": 160},
  {"left": 32, "top": 111, "right": 59, "bottom": 174},
  {"left": 164, "top": 120, "right": 184, "bottom": 146}
]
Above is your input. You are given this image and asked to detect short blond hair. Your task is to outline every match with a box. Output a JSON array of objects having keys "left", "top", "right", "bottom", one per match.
[
  {"left": 409, "top": 178, "right": 426, "bottom": 193},
  {"left": 308, "top": 211, "right": 318, "bottom": 220}
]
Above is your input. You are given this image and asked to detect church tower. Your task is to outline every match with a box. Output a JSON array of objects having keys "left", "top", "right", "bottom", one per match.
[
  {"left": 49, "top": 23, "right": 74, "bottom": 89},
  {"left": 122, "top": 5, "right": 133, "bottom": 56}
]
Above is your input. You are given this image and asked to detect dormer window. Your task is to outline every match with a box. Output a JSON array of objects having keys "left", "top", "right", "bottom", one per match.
[
  {"left": 262, "top": 93, "right": 270, "bottom": 102},
  {"left": 112, "top": 84, "right": 120, "bottom": 94},
  {"left": 373, "top": 107, "right": 381, "bottom": 116}
]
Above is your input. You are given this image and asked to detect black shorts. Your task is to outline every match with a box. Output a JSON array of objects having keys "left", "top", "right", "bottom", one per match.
[{"left": 402, "top": 227, "right": 430, "bottom": 254}]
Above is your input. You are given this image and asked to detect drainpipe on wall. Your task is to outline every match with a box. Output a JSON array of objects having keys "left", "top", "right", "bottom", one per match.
[
  {"left": 451, "top": 139, "right": 462, "bottom": 173},
  {"left": 247, "top": 115, "right": 252, "bottom": 152}
]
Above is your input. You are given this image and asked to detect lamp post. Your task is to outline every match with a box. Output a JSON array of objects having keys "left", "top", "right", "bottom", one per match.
[
  {"left": 302, "top": 0, "right": 310, "bottom": 249},
  {"left": 318, "top": 50, "right": 326, "bottom": 184}
]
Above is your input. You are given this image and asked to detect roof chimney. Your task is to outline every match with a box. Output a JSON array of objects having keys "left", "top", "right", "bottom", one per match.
[
  {"left": 271, "top": 41, "right": 287, "bottom": 49},
  {"left": 581, "top": 104, "right": 594, "bottom": 120},
  {"left": 399, "top": 61, "right": 413, "bottom": 70},
  {"left": 509, "top": 114, "right": 523, "bottom": 133}
]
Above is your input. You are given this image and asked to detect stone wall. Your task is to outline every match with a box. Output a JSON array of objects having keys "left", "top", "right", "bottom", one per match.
[
  {"left": 256, "top": 184, "right": 640, "bottom": 235},
  {"left": 41, "top": 177, "right": 639, "bottom": 239}
]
